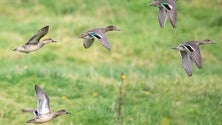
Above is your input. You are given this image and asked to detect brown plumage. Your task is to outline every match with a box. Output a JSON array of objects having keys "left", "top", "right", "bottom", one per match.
[
  {"left": 150, "top": 0, "right": 177, "bottom": 28},
  {"left": 78, "top": 25, "right": 120, "bottom": 50},
  {"left": 13, "top": 26, "right": 57, "bottom": 53},
  {"left": 173, "top": 40, "right": 216, "bottom": 76},
  {"left": 22, "top": 85, "right": 70, "bottom": 123}
]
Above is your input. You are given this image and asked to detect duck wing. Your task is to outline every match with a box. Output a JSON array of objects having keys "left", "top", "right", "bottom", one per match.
[
  {"left": 83, "top": 37, "right": 95, "bottom": 49},
  {"left": 168, "top": 7, "right": 177, "bottom": 28},
  {"left": 158, "top": 8, "right": 168, "bottom": 28},
  {"left": 88, "top": 30, "right": 111, "bottom": 50},
  {"left": 166, "top": 0, "right": 177, "bottom": 28},
  {"left": 188, "top": 42, "right": 202, "bottom": 69},
  {"left": 25, "top": 26, "right": 49, "bottom": 45},
  {"left": 35, "top": 85, "right": 50, "bottom": 115},
  {"left": 180, "top": 51, "right": 193, "bottom": 76}
]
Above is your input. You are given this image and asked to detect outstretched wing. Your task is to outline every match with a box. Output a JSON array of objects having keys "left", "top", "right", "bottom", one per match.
[
  {"left": 158, "top": 8, "right": 168, "bottom": 28},
  {"left": 25, "top": 26, "right": 49, "bottom": 45},
  {"left": 161, "top": 0, "right": 177, "bottom": 28},
  {"left": 180, "top": 51, "right": 193, "bottom": 76},
  {"left": 89, "top": 31, "right": 111, "bottom": 50},
  {"left": 35, "top": 85, "right": 50, "bottom": 115},
  {"left": 168, "top": 6, "right": 177, "bottom": 28},
  {"left": 189, "top": 43, "right": 202, "bottom": 69},
  {"left": 83, "top": 38, "right": 95, "bottom": 49}
]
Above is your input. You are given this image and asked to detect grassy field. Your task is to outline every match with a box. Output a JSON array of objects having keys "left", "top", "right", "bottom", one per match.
[{"left": 0, "top": 0, "right": 222, "bottom": 125}]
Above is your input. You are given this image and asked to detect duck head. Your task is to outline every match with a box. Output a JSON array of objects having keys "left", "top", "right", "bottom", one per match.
[
  {"left": 105, "top": 25, "right": 120, "bottom": 31},
  {"left": 200, "top": 39, "right": 216, "bottom": 45},
  {"left": 172, "top": 44, "right": 186, "bottom": 51},
  {"left": 149, "top": 0, "right": 161, "bottom": 7},
  {"left": 78, "top": 34, "right": 85, "bottom": 39}
]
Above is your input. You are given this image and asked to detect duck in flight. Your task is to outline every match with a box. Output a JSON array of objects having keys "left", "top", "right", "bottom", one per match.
[
  {"left": 13, "top": 25, "right": 57, "bottom": 53},
  {"left": 78, "top": 25, "right": 120, "bottom": 50},
  {"left": 22, "top": 85, "right": 70, "bottom": 123},
  {"left": 150, "top": 0, "right": 177, "bottom": 28},
  {"left": 172, "top": 40, "right": 216, "bottom": 76}
]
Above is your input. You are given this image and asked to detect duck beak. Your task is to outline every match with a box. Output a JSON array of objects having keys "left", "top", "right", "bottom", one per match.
[
  {"left": 52, "top": 40, "right": 57, "bottom": 42},
  {"left": 66, "top": 112, "right": 71, "bottom": 114}
]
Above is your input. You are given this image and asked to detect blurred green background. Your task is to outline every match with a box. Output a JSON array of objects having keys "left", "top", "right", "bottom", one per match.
[{"left": 0, "top": 0, "right": 221, "bottom": 124}]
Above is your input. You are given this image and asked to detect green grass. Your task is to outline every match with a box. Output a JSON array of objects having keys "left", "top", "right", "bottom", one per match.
[{"left": 0, "top": 0, "right": 222, "bottom": 125}]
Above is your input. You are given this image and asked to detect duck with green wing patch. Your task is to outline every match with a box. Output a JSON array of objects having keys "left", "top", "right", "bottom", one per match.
[
  {"left": 173, "top": 40, "right": 216, "bottom": 76},
  {"left": 78, "top": 25, "right": 120, "bottom": 51},
  {"left": 150, "top": 0, "right": 177, "bottom": 28}
]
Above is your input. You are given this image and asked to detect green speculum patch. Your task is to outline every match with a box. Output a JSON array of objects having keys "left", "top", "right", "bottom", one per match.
[{"left": 160, "top": 2, "right": 173, "bottom": 10}]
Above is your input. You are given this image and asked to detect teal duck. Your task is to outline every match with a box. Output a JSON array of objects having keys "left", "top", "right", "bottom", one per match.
[
  {"left": 172, "top": 40, "right": 216, "bottom": 76},
  {"left": 78, "top": 25, "right": 120, "bottom": 50},
  {"left": 13, "top": 26, "right": 57, "bottom": 53},
  {"left": 22, "top": 85, "right": 70, "bottom": 123},
  {"left": 150, "top": 0, "right": 177, "bottom": 28}
]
